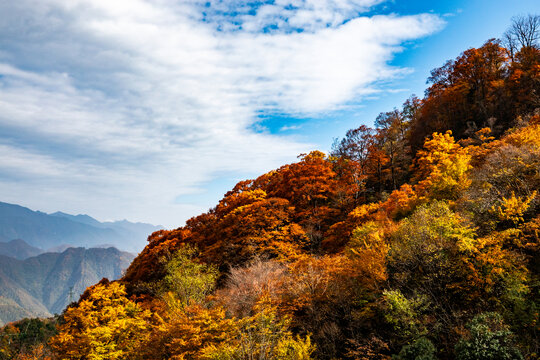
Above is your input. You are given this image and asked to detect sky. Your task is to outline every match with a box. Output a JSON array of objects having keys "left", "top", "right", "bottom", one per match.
[{"left": 0, "top": 0, "right": 538, "bottom": 228}]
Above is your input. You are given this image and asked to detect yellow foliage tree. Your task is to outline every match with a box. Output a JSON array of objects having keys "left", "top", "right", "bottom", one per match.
[
  {"left": 50, "top": 281, "right": 152, "bottom": 360},
  {"left": 141, "top": 304, "right": 238, "bottom": 360},
  {"left": 491, "top": 191, "right": 537, "bottom": 224},
  {"left": 201, "top": 301, "right": 314, "bottom": 360},
  {"left": 346, "top": 222, "right": 390, "bottom": 291},
  {"left": 414, "top": 131, "right": 472, "bottom": 201}
]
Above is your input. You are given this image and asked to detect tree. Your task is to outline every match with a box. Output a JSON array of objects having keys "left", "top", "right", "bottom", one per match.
[
  {"left": 455, "top": 313, "right": 523, "bottom": 360},
  {"left": 50, "top": 281, "right": 152, "bottom": 360},
  {"left": 393, "top": 337, "right": 436, "bottom": 360},
  {"left": 506, "top": 46, "right": 540, "bottom": 116},
  {"left": 346, "top": 222, "right": 389, "bottom": 291},
  {"left": 140, "top": 304, "right": 238, "bottom": 360},
  {"left": 207, "top": 197, "right": 308, "bottom": 265},
  {"left": 331, "top": 125, "right": 375, "bottom": 166},
  {"left": 382, "top": 290, "right": 429, "bottom": 344},
  {"left": 217, "top": 259, "right": 287, "bottom": 318},
  {"left": 0, "top": 318, "right": 57, "bottom": 360},
  {"left": 465, "top": 124, "right": 540, "bottom": 233},
  {"left": 375, "top": 109, "right": 410, "bottom": 190},
  {"left": 200, "top": 301, "right": 315, "bottom": 360},
  {"left": 409, "top": 40, "right": 509, "bottom": 148},
  {"left": 413, "top": 131, "right": 471, "bottom": 201},
  {"left": 258, "top": 151, "right": 339, "bottom": 251},
  {"left": 330, "top": 125, "right": 376, "bottom": 203},
  {"left": 503, "top": 14, "right": 540, "bottom": 53},
  {"left": 387, "top": 202, "right": 476, "bottom": 326},
  {"left": 159, "top": 244, "right": 218, "bottom": 308}
]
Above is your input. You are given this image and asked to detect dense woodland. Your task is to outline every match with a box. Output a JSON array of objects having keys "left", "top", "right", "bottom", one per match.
[{"left": 2, "top": 15, "right": 540, "bottom": 360}]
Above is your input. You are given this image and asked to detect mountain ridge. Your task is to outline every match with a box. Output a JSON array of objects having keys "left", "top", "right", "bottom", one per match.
[
  {"left": 0, "top": 201, "right": 162, "bottom": 252},
  {"left": 0, "top": 239, "right": 44, "bottom": 259},
  {"left": 0, "top": 247, "right": 135, "bottom": 325}
]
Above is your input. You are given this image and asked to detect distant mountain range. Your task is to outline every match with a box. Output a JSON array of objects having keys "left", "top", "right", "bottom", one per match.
[
  {"left": 0, "top": 201, "right": 162, "bottom": 252},
  {"left": 0, "top": 246, "right": 135, "bottom": 325},
  {"left": 0, "top": 201, "right": 159, "bottom": 324}
]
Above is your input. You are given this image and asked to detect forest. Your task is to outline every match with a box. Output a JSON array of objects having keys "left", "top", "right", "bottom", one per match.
[{"left": 1, "top": 14, "right": 539, "bottom": 360}]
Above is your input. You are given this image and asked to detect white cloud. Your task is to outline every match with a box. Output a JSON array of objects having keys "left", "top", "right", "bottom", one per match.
[
  {"left": 0, "top": 0, "right": 444, "bottom": 228},
  {"left": 199, "top": 0, "right": 386, "bottom": 33},
  {"left": 280, "top": 125, "right": 302, "bottom": 131}
]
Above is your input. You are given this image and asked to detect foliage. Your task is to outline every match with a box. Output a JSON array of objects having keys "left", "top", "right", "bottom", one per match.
[
  {"left": 387, "top": 201, "right": 477, "bottom": 303},
  {"left": 455, "top": 313, "right": 524, "bottom": 360},
  {"left": 382, "top": 290, "right": 429, "bottom": 342},
  {"left": 414, "top": 131, "right": 472, "bottom": 201},
  {"left": 233, "top": 302, "right": 314, "bottom": 360},
  {"left": 140, "top": 304, "right": 238, "bottom": 360},
  {"left": 178, "top": 302, "right": 315, "bottom": 360},
  {"left": 346, "top": 222, "right": 389, "bottom": 290},
  {"left": 491, "top": 191, "right": 537, "bottom": 224},
  {"left": 0, "top": 318, "right": 57, "bottom": 360},
  {"left": 393, "top": 338, "right": 437, "bottom": 360},
  {"left": 217, "top": 259, "right": 287, "bottom": 317},
  {"left": 159, "top": 244, "right": 219, "bottom": 308},
  {"left": 50, "top": 281, "right": 152, "bottom": 360}
]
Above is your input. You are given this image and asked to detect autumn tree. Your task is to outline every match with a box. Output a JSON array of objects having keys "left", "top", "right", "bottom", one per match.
[
  {"left": 345, "top": 221, "right": 389, "bottom": 291},
  {"left": 159, "top": 244, "right": 219, "bottom": 307},
  {"left": 50, "top": 281, "right": 152, "bottom": 360},
  {"left": 254, "top": 151, "right": 340, "bottom": 251},
  {"left": 139, "top": 304, "right": 238, "bottom": 360},
  {"left": 413, "top": 131, "right": 472, "bottom": 201},
  {"left": 409, "top": 40, "right": 509, "bottom": 150},
  {"left": 217, "top": 259, "right": 287, "bottom": 318},
  {"left": 465, "top": 124, "right": 540, "bottom": 233},
  {"left": 375, "top": 109, "right": 411, "bottom": 190},
  {"left": 386, "top": 202, "right": 478, "bottom": 352},
  {"left": 331, "top": 125, "right": 375, "bottom": 200},
  {"left": 331, "top": 125, "right": 375, "bottom": 166},
  {"left": 0, "top": 318, "right": 57, "bottom": 360},
  {"left": 200, "top": 301, "right": 314, "bottom": 360},
  {"left": 506, "top": 45, "right": 540, "bottom": 116},
  {"left": 123, "top": 227, "right": 194, "bottom": 285}
]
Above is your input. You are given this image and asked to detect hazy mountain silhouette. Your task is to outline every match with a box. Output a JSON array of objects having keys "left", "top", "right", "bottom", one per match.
[{"left": 0, "top": 201, "right": 162, "bottom": 252}]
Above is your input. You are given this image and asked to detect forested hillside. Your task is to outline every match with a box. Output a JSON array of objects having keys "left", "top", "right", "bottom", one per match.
[{"left": 2, "top": 16, "right": 539, "bottom": 360}]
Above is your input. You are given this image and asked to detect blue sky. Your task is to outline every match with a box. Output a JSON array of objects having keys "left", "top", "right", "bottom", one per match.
[{"left": 0, "top": 0, "right": 538, "bottom": 228}]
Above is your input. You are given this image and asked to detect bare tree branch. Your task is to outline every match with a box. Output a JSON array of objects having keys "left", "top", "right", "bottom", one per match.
[{"left": 506, "top": 14, "right": 540, "bottom": 49}]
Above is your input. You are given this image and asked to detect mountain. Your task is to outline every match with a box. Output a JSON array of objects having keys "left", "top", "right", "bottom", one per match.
[
  {"left": 49, "top": 212, "right": 103, "bottom": 227},
  {"left": 50, "top": 211, "right": 162, "bottom": 250},
  {"left": 0, "top": 247, "right": 135, "bottom": 325},
  {"left": 0, "top": 201, "right": 162, "bottom": 252},
  {"left": 0, "top": 239, "right": 44, "bottom": 260}
]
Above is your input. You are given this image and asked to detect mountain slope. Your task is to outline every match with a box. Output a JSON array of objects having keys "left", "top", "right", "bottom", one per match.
[
  {"left": 0, "top": 239, "right": 44, "bottom": 259},
  {"left": 0, "top": 247, "right": 135, "bottom": 325}
]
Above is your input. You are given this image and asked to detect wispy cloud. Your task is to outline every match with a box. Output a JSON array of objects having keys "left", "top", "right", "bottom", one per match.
[
  {"left": 0, "top": 0, "right": 444, "bottom": 227},
  {"left": 280, "top": 125, "right": 302, "bottom": 131}
]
